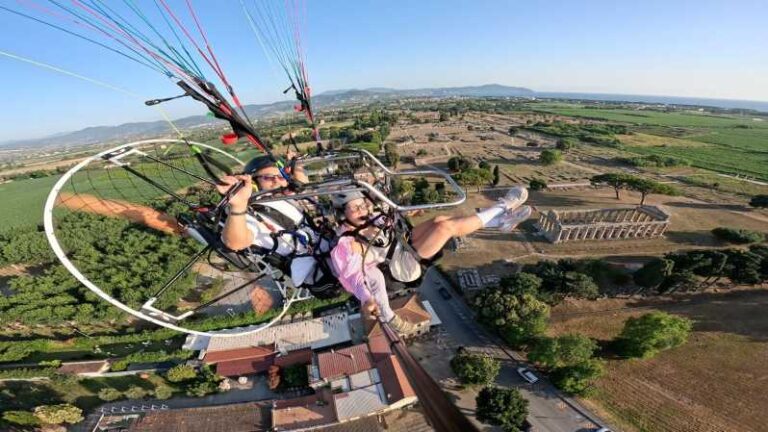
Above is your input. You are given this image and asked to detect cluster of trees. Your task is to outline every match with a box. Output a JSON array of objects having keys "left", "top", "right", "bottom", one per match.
[
  {"left": 97, "top": 384, "right": 172, "bottom": 402},
  {"left": 634, "top": 246, "right": 768, "bottom": 293},
  {"left": 473, "top": 260, "right": 620, "bottom": 346},
  {"left": 473, "top": 273, "right": 551, "bottom": 346},
  {"left": 528, "top": 334, "right": 603, "bottom": 395},
  {"left": 619, "top": 155, "right": 690, "bottom": 168},
  {"left": 0, "top": 166, "right": 70, "bottom": 182},
  {"left": 390, "top": 177, "right": 447, "bottom": 206},
  {"left": 109, "top": 349, "right": 194, "bottom": 372},
  {"left": 711, "top": 227, "right": 765, "bottom": 244},
  {"left": 2, "top": 404, "right": 83, "bottom": 429},
  {"left": 166, "top": 364, "right": 222, "bottom": 397},
  {"left": 447, "top": 156, "right": 497, "bottom": 191},
  {"left": 521, "top": 259, "right": 607, "bottom": 304},
  {"left": 526, "top": 120, "right": 626, "bottom": 147},
  {"left": 475, "top": 386, "right": 529, "bottom": 432},
  {"left": 0, "top": 212, "right": 200, "bottom": 328},
  {"left": 450, "top": 347, "right": 501, "bottom": 386},
  {"left": 0, "top": 225, "right": 54, "bottom": 266},
  {"left": 590, "top": 173, "right": 678, "bottom": 205}
]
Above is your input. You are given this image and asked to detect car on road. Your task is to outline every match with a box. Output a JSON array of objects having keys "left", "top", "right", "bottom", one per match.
[
  {"left": 438, "top": 287, "right": 452, "bottom": 300},
  {"left": 517, "top": 367, "right": 539, "bottom": 384}
]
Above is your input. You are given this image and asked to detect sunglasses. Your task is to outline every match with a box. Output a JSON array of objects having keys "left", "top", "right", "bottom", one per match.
[
  {"left": 346, "top": 203, "right": 369, "bottom": 213},
  {"left": 255, "top": 174, "right": 285, "bottom": 182}
]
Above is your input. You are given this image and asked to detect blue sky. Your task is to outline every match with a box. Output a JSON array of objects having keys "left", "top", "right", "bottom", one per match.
[{"left": 1, "top": 0, "right": 766, "bottom": 141}]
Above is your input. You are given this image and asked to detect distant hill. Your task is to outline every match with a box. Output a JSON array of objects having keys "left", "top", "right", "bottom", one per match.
[{"left": 0, "top": 84, "right": 534, "bottom": 150}]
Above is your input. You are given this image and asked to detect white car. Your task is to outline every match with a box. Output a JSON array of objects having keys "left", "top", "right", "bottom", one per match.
[{"left": 516, "top": 367, "right": 539, "bottom": 384}]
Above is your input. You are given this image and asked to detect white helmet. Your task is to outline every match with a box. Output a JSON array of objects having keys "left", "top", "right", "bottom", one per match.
[{"left": 331, "top": 191, "right": 365, "bottom": 209}]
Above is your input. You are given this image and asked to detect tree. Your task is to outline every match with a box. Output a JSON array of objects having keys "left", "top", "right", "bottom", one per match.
[
  {"left": 124, "top": 386, "right": 149, "bottom": 399},
  {"left": 475, "top": 386, "right": 529, "bottom": 432},
  {"left": 454, "top": 168, "right": 493, "bottom": 192},
  {"left": 186, "top": 380, "right": 219, "bottom": 397},
  {"left": 3, "top": 410, "right": 40, "bottom": 427},
  {"left": 562, "top": 272, "right": 600, "bottom": 300},
  {"left": 500, "top": 272, "right": 543, "bottom": 296},
  {"left": 492, "top": 165, "right": 501, "bottom": 186},
  {"left": 154, "top": 386, "right": 174, "bottom": 400},
  {"left": 474, "top": 287, "right": 550, "bottom": 346},
  {"left": 282, "top": 364, "right": 309, "bottom": 388},
  {"left": 725, "top": 250, "right": 764, "bottom": 285},
  {"left": 439, "top": 111, "right": 450, "bottom": 122},
  {"left": 166, "top": 364, "right": 197, "bottom": 383},
  {"left": 625, "top": 178, "right": 678, "bottom": 205},
  {"left": 450, "top": 348, "right": 501, "bottom": 386},
  {"left": 539, "top": 149, "right": 563, "bottom": 165},
  {"left": 447, "top": 156, "right": 473, "bottom": 172},
  {"left": 98, "top": 387, "right": 123, "bottom": 402},
  {"left": 529, "top": 178, "right": 547, "bottom": 191},
  {"left": 633, "top": 258, "right": 675, "bottom": 291},
  {"left": 33, "top": 404, "right": 83, "bottom": 425},
  {"left": 508, "top": 126, "right": 518, "bottom": 136},
  {"left": 555, "top": 137, "right": 577, "bottom": 152},
  {"left": 528, "top": 334, "right": 598, "bottom": 370},
  {"left": 590, "top": 173, "right": 634, "bottom": 200},
  {"left": 384, "top": 142, "right": 399, "bottom": 168},
  {"left": 617, "top": 312, "right": 692, "bottom": 359},
  {"left": 550, "top": 359, "right": 604, "bottom": 395},
  {"left": 749, "top": 194, "right": 768, "bottom": 209}
]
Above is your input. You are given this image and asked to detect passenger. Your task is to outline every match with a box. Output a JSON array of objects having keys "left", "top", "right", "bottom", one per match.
[{"left": 330, "top": 187, "right": 531, "bottom": 333}]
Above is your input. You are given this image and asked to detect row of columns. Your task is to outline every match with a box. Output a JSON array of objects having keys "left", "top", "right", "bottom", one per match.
[
  {"left": 553, "top": 221, "right": 668, "bottom": 243},
  {"left": 536, "top": 207, "right": 670, "bottom": 244}
]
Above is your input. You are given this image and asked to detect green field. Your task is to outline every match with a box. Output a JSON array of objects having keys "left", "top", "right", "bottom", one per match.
[
  {"left": 0, "top": 176, "right": 61, "bottom": 228},
  {"left": 535, "top": 104, "right": 768, "bottom": 180}
]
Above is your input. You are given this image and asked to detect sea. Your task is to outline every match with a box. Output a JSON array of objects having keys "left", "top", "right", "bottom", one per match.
[{"left": 534, "top": 92, "right": 768, "bottom": 113}]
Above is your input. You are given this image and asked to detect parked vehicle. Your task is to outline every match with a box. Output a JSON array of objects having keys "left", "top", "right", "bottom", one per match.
[{"left": 516, "top": 367, "right": 539, "bottom": 384}]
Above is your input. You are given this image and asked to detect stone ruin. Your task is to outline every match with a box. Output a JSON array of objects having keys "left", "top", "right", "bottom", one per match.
[{"left": 536, "top": 206, "right": 670, "bottom": 243}]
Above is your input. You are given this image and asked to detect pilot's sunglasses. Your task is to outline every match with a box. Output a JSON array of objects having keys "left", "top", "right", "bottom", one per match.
[{"left": 255, "top": 174, "right": 285, "bottom": 182}]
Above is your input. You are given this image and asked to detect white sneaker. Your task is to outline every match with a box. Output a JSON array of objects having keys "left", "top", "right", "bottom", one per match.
[
  {"left": 500, "top": 186, "right": 529, "bottom": 210},
  {"left": 499, "top": 205, "right": 532, "bottom": 232}
]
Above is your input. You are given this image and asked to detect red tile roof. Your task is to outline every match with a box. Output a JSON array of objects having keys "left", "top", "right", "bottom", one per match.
[
  {"left": 389, "top": 295, "right": 431, "bottom": 325},
  {"left": 367, "top": 334, "right": 392, "bottom": 363},
  {"left": 215, "top": 357, "right": 274, "bottom": 377},
  {"left": 376, "top": 354, "right": 416, "bottom": 404},
  {"left": 274, "top": 348, "right": 313, "bottom": 368},
  {"left": 204, "top": 345, "right": 276, "bottom": 364},
  {"left": 317, "top": 344, "right": 374, "bottom": 380},
  {"left": 272, "top": 392, "right": 337, "bottom": 430}
]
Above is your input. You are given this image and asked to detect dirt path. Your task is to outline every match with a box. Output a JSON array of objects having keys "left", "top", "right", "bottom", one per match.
[{"left": 56, "top": 192, "right": 182, "bottom": 235}]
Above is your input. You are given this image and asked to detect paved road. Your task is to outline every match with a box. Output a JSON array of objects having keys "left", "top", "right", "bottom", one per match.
[{"left": 418, "top": 268, "right": 609, "bottom": 432}]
